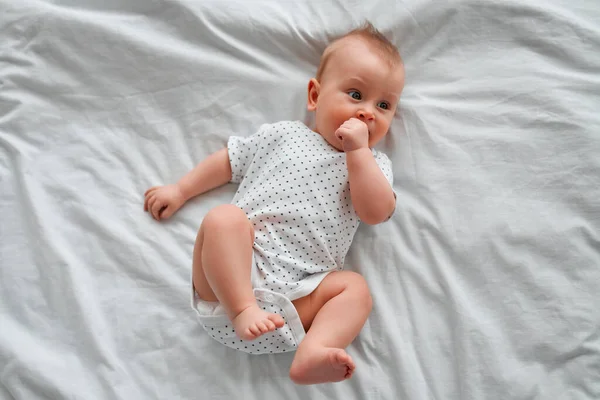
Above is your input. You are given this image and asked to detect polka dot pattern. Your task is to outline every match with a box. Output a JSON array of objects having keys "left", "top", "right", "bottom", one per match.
[
  {"left": 228, "top": 121, "right": 394, "bottom": 298},
  {"left": 204, "top": 302, "right": 298, "bottom": 354}
]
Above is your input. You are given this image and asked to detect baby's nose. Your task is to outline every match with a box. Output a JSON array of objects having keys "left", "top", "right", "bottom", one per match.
[{"left": 356, "top": 109, "right": 374, "bottom": 121}]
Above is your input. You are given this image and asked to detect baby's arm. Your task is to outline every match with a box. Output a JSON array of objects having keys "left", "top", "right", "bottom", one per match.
[
  {"left": 177, "top": 148, "right": 232, "bottom": 201},
  {"left": 144, "top": 148, "right": 232, "bottom": 220},
  {"left": 335, "top": 118, "right": 395, "bottom": 225},
  {"left": 346, "top": 148, "right": 395, "bottom": 225}
]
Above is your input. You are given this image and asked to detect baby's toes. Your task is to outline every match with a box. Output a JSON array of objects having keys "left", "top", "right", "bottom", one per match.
[
  {"left": 332, "top": 350, "right": 354, "bottom": 370},
  {"left": 264, "top": 319, "right": 276, "bottom": 331},
  {"left": 343, "top": 354, "right": 355, "bottom": 371},
  {"left": 256, "top": 322, "right": 268, "bottom": 333},
  {"left": 268, "top": 314, "right": 285, "bottom": 327},
  {"left": 248, "top": 325, "right": 261, "bottom": 336}
]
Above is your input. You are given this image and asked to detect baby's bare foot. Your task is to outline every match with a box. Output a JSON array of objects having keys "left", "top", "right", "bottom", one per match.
[
  {"left": 232, "top": 305, "right": 285, "bottom": 341},
  {"left": 289, "top": 346, "right": 355, "bottom": 385}
]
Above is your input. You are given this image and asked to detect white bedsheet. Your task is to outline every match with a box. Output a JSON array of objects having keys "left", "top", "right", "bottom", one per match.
[{"left": 2, "top": 0, "right": 600, "bottom": 399}]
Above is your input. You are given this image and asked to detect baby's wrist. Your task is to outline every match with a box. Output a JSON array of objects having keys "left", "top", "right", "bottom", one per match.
[
  {"left": 344, "top": 145, "right": 370, "bottom": 154},
  {"left": 175, "top": 182, "right": 189, "bottom": 202}
]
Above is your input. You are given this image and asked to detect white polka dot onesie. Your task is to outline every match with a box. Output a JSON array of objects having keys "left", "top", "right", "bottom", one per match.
[{"left": 192, "top": 120, "right": 394, "bottom": 354}]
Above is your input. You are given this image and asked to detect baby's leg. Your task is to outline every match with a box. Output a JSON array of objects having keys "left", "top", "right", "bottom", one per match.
[
  {"left": 289, "top": 271, "right": 372, "bottom": 385},
  {"left": 192, "top": 204, "right": 284, "bottom": 340}
]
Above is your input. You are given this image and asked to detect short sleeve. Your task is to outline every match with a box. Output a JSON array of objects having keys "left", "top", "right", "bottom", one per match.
[
  {"left": 373, "top": 151, "right": 394, "bottom": 186},
  {"left": 227, "top": 125, "right": 268, "bottom": 183},
  {"left": 373, "top": 151, "right": 396, "bottom": 221}
]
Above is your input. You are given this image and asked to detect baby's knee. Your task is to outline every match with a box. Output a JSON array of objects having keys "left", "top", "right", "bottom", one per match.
[
  {"left": 347, "top": 272, "right": 373, "bottom": 311},
  {"left": 334, "top": 271, "right": 373, "bottom": 311},
  {"left": 202, "top": 204, "right": 251, "bottom": 232}
]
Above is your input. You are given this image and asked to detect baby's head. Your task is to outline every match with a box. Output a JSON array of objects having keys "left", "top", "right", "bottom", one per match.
[{"left": 307, "top": 22, "right": 405, "bottom": 151}]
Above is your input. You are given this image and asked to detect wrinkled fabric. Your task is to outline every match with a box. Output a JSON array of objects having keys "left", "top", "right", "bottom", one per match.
[{"left": 1, "top": 0, "right": 599, "bottom": 399}]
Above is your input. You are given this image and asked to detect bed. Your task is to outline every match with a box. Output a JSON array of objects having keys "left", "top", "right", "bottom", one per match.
[{"left": 2, "top": 0, "right": 599, "bottom": 399}]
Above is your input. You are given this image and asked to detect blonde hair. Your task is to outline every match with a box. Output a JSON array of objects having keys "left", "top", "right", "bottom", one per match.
[{"left": 315, "top": 21, "right": 402, "bottom": 81}]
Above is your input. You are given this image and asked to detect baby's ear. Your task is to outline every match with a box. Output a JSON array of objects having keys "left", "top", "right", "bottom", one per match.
[{"left": 307, "top": 78, "right": 320, "bottom": 111}]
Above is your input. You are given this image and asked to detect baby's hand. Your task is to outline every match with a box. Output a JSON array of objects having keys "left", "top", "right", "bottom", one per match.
[
  {"left": 335, "top": 118, "right": 369, "bottom": 152},
  {"left": 144, "top": 184, "right": 185, "bottom": 220}
]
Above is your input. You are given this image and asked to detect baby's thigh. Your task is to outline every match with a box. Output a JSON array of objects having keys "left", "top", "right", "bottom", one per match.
[{"left": 292, "top": 271, "right": 371, "bottom": 332}]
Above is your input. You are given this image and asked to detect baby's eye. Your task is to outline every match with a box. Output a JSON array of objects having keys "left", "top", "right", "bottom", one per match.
[
  {"left": 378, "top": 101, "right": 390, "bottom": 110},
  {"left": 348, "top": 90, "right": 362, "bottom": 100}
]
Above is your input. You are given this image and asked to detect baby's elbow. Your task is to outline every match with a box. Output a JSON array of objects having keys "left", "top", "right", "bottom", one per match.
[
  {"left": 357, "top": 198, "right": 396, "bottom": 225},
  {"left": 358, "top": 214, "right": 382, "bottom": 225},
  {"left": 359, "top": 213, "right": 388, "bottom": 225},
  {"left": 357, "top": 207, "right": 394, "bottom": 225}
]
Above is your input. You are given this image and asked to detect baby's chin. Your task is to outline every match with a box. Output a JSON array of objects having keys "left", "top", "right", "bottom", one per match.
[
  {"left": 311, "top": 127, "right": 343, "bottom": 151},
  {"left": 321, "top": 133, "right": 344, "bottom": 152}
]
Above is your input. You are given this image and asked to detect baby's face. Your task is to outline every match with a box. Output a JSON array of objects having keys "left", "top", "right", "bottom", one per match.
[{"left": 308, "top": 37, "right": 405, "bottom": 151}]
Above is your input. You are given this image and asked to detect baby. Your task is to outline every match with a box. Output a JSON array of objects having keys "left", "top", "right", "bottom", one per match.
[{"left": 144, "top": 22, "right": 404, "bottom": 385}]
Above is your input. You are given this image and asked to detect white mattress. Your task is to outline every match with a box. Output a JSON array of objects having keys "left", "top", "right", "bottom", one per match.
[{"left": 2, "top": 0, "right": 600, "bottom": 399}]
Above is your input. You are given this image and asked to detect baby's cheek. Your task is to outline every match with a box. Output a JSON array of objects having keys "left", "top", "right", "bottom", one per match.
[
  {"left": 329, "top": 120, "right": 342, "bottom": 136},
  {"left": 370, "top": 128, "right": 386, "bottom": 146},
  {"left": 331, "top": 107, "right": 349, "bottom": 124},
  {"left": 334, "top": 116, "right": 350, "bottom": 132}
]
